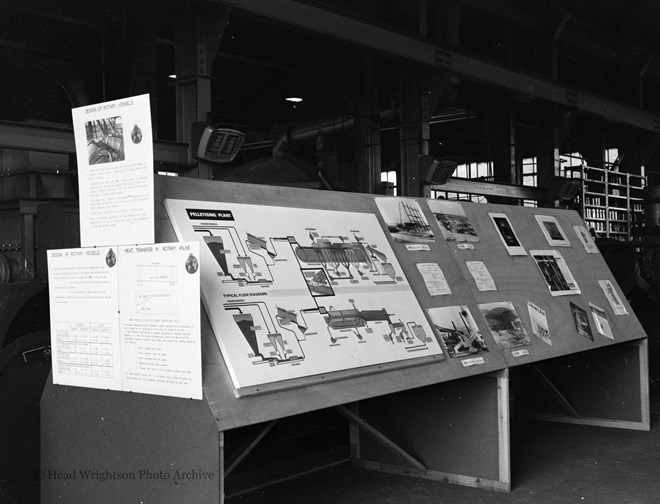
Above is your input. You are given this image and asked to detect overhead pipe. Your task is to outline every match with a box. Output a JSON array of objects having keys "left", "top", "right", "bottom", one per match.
[{"left": 272, "top": 109, "right": 398, "bottom": 157}]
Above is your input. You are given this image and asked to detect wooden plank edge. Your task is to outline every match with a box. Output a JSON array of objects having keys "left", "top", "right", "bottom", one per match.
[
  {"left": 523, "top": 412, "right": 650, "bottom": 431},
  {"left": 496, "top": 369, "right": 511, "bottom": 487},
  {"left": 351, "top": 459, "right": 511, "bottom": 492},
  {"left": 637, "top": 338, "right": 651, "bottom": 428},
  {"left": 232, "top": 353, "right": 443, "bottom": 397}
]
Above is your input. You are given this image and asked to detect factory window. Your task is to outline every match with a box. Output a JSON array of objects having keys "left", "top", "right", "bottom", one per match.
[
  {"left": 430, "top": 161, "right": 491, "bottom": 203},
  {"left": 559, "top": 152, "right": 586, "bottom": 177},
  {"left": 522, "top": 157, "right": 538, "bottom": 207},
  {"left": 381, "top": 170, "right": 398, "bottom": 195},
  {"left": 605, "top": 148, "right": 619, "bottom": 167},
  {"left": 157, "top": 171, "right": 178, "bottom": 177}
]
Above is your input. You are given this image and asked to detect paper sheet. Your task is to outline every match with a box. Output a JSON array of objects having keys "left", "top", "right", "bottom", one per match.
[
  {"left": 465, "top": 261, "right": 497, "bottom": 292},
  {"left": 598, "top": 279, "right": 628, "bottom": 315},
  {"left": 72, "top": 94, "right": 154, "bottom": 247},
  {"left": 416, "top": 262, "right": 451, "bottom": 296},
  {"left": 527, "top": 300, "right": 552, "bottom": 345},
  {"left": 47, "top": 242, "right": 201, "bottom": 399}
]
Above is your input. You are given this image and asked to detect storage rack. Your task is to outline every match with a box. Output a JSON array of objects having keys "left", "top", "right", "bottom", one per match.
[{"left": 567, "top": 165, "right": 646, "bottom": 241}]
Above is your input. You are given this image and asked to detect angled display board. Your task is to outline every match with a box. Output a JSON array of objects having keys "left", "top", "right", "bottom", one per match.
[
  {"left": 165, "top": 199, "right": 442, "bottom": 395},
  {"left": 41, "top": 177, "right": 648, "bottom": 504},
  {"left": 153, "top": 177, "right": 508, "bottom": 427}
]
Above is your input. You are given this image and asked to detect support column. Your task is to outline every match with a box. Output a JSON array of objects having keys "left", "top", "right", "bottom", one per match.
[
  {"left": 174, "top": 4, "right": 231, "bottom": 177},
  {"left": 127, "top": 10, "right": 158, "bottom": 138},
  {"left": 354, "top": 54, "right": 381, "bottom": 194},
  {"left": 537, "top": 104, "right": 577, "bottom": 206},
  {"left": 486, "top": 96, "right": 519, "bottom": 204},
  {"left": 399, "top": 67, "right": 431, "bottom": 197}
]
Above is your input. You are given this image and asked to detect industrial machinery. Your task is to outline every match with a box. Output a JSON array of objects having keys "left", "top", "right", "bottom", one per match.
[{"left": 0, "top": 146, "right": 78, "bottom": 504}]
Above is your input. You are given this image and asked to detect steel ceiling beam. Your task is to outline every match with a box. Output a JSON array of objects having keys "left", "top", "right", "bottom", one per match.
[
  {"left": 222, "top": 0, "right": 660, "bottom": 133},
  {"left": 0, "top": 122, "right": 189, "bottom": 166}
]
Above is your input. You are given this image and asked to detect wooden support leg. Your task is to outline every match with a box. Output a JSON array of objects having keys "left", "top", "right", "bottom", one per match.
[
  {"left": 350, "top": 371, "right": 511, "bottom": 492},
  {"left": 523, "top": 338, "right": 650, "bottom": 431},
  {"left": 224, "top": 420, "right": 278, "bottom": 478},
  {"left": 335, "top": 404, "right": 428, "bottom": 473},
  {"left": 528, "top": 364, "right": 581, "bottom": 418}
]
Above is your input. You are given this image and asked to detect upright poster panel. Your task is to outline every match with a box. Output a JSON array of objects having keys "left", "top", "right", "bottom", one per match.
[
  {"left": 72, "top": 94, "right": 154, "bottom": 247},
  {"left": 47, "top": 242, "right": 202, "bottom": 399},
  {"left": 164, "top": 199, "right": 443, "bottom": 395}
]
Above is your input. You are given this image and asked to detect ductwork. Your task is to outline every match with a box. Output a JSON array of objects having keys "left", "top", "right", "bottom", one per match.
[{"left": 272, "top": 109, "right": 397, "bottom": 157}]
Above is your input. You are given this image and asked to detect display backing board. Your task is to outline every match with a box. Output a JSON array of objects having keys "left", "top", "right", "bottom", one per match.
[
  {"left": 154, "top": 176, "right": 508, "bottom": 430},
  {"left": 164, "top": 198, "right": 443, "bottom": 395}
]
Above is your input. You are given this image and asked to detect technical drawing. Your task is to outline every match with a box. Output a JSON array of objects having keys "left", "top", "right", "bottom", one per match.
[
  {"left": 134, "top": 291, "right": 177, "bottom": 315},
  {"left": 164, "top": 199, "right": 444, "bottom": 391},
  {"left": 136, "top": 265, "right": 178, "bottom": 286}
]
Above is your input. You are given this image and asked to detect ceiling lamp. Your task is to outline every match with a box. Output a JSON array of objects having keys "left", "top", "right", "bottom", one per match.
[{"left": 285, "top": 97, "right": 303, "bottom": 103}]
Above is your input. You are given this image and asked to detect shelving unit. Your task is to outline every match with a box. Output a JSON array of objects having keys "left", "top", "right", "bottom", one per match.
[{"left": 566, "top": 165, "right": 645, "bottom": 241}]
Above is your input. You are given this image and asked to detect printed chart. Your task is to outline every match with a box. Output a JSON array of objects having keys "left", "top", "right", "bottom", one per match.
[{"left": 165, "top": 199, "right": 443, "bottom": 393}]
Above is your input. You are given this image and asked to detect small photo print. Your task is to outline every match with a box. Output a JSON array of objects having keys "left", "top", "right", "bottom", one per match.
[
  {"left": 535, "top": 215, "right": 570, "bottom": 247},
  {"left": 478, "top": 301, "right": 532, "bottom": 349},
  {"left": 489, "top": 213, "right": 526, "bottom": 255},
  {"left": 85, "top": 116, "right": 125, "bottom": 165},
  {"left": 426, "top": 200, "right": 479, "bottom": 243},
  {"left": 427, "top": 305, "right": 489, "bottom": 358},
  {"left": 531, "top": 250, "right": 580, "bottom": 296},
  {"left": 589, "top": 302, "right": 614, "bottom": 340},
  {"left": 375, "top": 197, "right": 435, "bottom": 244},
  {"left": 570, "top": 302, "right": 594, "bottom": 341}
]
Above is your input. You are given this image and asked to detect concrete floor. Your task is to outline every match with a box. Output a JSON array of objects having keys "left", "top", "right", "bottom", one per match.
[{"left": 232, "top": 416, "right": 660, "bottom": 504}]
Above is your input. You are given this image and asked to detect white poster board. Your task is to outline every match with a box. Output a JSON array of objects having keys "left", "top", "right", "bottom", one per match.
[
  {"left": 72, "top": 94, "right": 154, "bottom": 247},
  {"left": 47, "top": 242, "right": 202, "bottom": 399},
  {"left": 164, "top": 199, "right": 443, "bottom": 395}
]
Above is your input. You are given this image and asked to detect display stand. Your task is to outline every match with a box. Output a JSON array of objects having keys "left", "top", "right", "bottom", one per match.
[{"left": 41, "top": 176, "right": 648, "bottom": 503}]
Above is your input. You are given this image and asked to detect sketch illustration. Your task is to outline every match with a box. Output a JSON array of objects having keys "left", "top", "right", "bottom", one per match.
[
  {"left": 427, "top": 305, "right": 488, "bottom": 358},
  {"left": 427, "top": 199, "right": 479, "bottom": 242},
  {"left": 165, "top": 199, "right": 443, "bottom": 391},
  {"left": 478, "top": 301, "right": 531, "bottom": 349},
  {"left": 375, "top": 197, "right": 435, "bottom": 243}
]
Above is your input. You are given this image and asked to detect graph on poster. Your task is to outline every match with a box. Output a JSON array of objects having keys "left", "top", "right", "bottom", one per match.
[{"left": 165, "top": 199, "right": 443, "bottom": 393}]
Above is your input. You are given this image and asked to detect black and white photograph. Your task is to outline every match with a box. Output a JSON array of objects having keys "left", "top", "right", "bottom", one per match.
[
  {"left": 375, "top": 197, "right": 435, "bottom": 244},
  {"left": 489, "top": 213, "right": 526, "bottom": 255},
  {"left": 531, "top": 250, "right": 580, "bottom": 296},
  {"left": 535, "top": 215, "right": 570, "bottom": 247},
  {"left": 427, "top": 305, "right": 489, "bottom": 358},
  {"left": 478, "top": 301, "right": 532, "bottom": 349},
  {"left": 570, "top": 302, "right": 594, "bottom": 341},
  {"left": 4, "top": 2, "right": 660, "bottom": 503},
  {"left": 85, "top": 116, "right": 125, "bottom": 165},
  {"left": 427, "top": 199, "right": 479, "bottom": 242}
]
